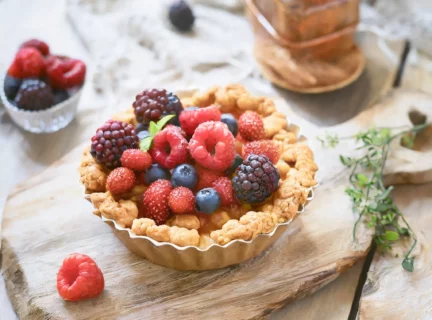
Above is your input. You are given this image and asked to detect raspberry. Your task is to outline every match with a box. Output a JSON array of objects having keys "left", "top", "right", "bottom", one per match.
[
  {"left": 90, "top": 120, "right": 139, "bottom": 169},
  {"left": 106, "top": 167, "right": 136, "bottom": 194},
  {"left": 179, "top": 105, "right": 221, "bottom": 136},
  {"left": 188, "top": 121, "right": 235, "bottom": 171},
  {"left": 46, "top": 56, "right": 86, "bottom": 89},
  {"left": 142, "top": 179, "right": 173, "bottom": 224},
  {"left": 168, "top": 187, "right": 195, "bottom": 214},
  {"left": 212, "top": 177, "right": 238, "bottom": 207},
  {"left": 121, "top": 149, "right": 152, "bottom": 171},
  {"left": 238, "top": 111, "right": 265, "bottom": 141},
  {"left": 232, "top": 154, "right": 280, "bottom": 203},
  {"left": 150, "top": 126, "right": 189, "bottom": 169},
  {"left": 21, "top": 39, "right": 50, "bottom": 56},
  {"left": 14, "top": 79, "right": 54, "bottom": 111},
  {"left": 57, "top": 253, "right": 104, "bottom": 301},
  {"left": 7, "top": 47, "right": 45, "bottom": 79},
  {"left": 195, "top": 165, "right": 223, "bottom": 191},
  {"left": 133, "top": 89, "right": 183, "bottom": 125},
  {"left": 243, "top": 140, "right": 280, "bottom": 164}
]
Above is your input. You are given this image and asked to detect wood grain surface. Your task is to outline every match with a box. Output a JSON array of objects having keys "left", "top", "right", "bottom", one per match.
[
  {"left": 3, "top": 90, "right": 432, "bottom": 319},
  {"left": 358, "top": 47, "right": 432, "bottom": 320}
]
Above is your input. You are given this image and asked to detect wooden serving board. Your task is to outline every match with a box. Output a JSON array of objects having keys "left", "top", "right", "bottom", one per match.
[{"left": 1, "top": 89, "right": 432, "bottom": 320}]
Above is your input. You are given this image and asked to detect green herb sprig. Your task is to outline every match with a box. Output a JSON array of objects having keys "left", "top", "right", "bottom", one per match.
[
  {"left": 139, "top": 115, "right": 176, "bottom": 151},
  {"left": 318, "top": 123, "right": 428, "bottom": 272}
]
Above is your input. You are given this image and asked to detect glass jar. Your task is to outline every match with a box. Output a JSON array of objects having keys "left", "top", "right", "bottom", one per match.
[{"left": 246, "top": 0, "right": 360, "bottom": 61}]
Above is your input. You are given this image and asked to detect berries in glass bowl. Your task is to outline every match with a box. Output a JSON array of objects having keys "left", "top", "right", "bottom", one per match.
[{"left": 0, "top": 39, "right": 86, "bottom": 133}]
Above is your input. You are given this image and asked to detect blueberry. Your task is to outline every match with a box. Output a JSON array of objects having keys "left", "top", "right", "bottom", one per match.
[
  {"left": 169, "top": 0, "right": 195, "bottom": 32},
  {"left": 144, "top": 164, "right": 171, "bottom": 185},
  {"left": 185, "top": 106, "right": 199, "bottom": 111},
  {"left": 225, "top": 154, "right": 243, "bottom": 176},
  {"left": 135, "top": 123, "right": 149, "bottom": 133},
  {"left": 195, "top": 188, "right": 221, "bottom": 214},
  {"left": 53, "top": 90, "right": 69, "bottom": 105},
  {"left": 221, "top": 113, "right": 238, "bottom": 137},
  {"left": 171, "top": 164, "right": 198, "bottom": 190},
  {"left": 4, "top": 76, "right": 22, "bottom": 100},
  {"left": 137, "top": 130, "right": 150, "bottom": 141}
]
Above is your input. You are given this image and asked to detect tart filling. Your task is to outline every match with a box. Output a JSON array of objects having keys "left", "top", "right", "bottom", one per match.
[{"left": 79, "top": 85, "right": 318, "bottom": 249}]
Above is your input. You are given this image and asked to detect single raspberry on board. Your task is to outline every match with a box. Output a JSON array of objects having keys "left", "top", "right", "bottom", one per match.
[
  {"left": 106, "top": 167, "right": 136, "bottom": 194},
  {"left": 168, "top": 187, "right": 195, "bottom": 214},
  {"left": 21, "top": 39, "right": 50, "bottom": 56},
  {"left": 150, "top": 126, "right": 189, "bottom": 169},
  {"left": 195, "top": 165, "right": 223, "bottom": 191},
  {"left": 7, "top": 47, "right": 45, "bottom": 78},
  {"left": 188, "top": 121, "right": 235, "bottom": 171},
  {"left": 133, "top": 89, "right": 183, "bottom": 125},
  {"left": 243, "top": 140, "right": 280, "bottom": 164},
  {"left": 121, "top": 149, "right": 152, "bottom": 171},
  {"left": 142, "top": 179, "right": 173, "bottom": 224},
  {"left": 179, "top": 105, "right": 221, "bottom": 136},
  {"left": 238, "top": 111, "right": 265, "bottom": 141},
  {"left": 212, "top": 177, "right": 238, "bottom": 207},
  {"left": 46, "top": 56, "right": 86, "bottom": 89},
  {"left": 57, "top": 253, "right": 104, "bottom": 301},
  {"left": 90, "top": 120, "right": 139, "bottom": 169}
]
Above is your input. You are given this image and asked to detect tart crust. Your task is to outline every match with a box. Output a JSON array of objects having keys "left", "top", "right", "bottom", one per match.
[{"left": 80, "top": 85, "right": 318, "bottom": 248}]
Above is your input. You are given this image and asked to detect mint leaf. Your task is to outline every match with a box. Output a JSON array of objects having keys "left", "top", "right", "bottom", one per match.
[
  {"left": 156, "top": 114, "right": 176, "bottom": 130},
  {"left": 149, "top": 122, "right": 158, "bottom": 136},
  {"left": 140, "top": 136, "right": 153, "bottom": 151},
  {"left": 402, "top": 258, "right": 414, "bottom": 272},
  {"left": 383, "top": 230, "right": 399, "bottom": 241}
]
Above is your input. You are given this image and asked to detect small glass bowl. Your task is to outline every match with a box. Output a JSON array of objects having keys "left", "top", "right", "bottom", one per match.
[{"left": 0, "top": 74, "right": 82, "bottom": 133}]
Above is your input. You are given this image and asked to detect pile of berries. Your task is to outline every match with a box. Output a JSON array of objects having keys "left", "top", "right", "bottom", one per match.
[
  {"left": 90, "top": 88, "right": 281, "bottom": 226},
  {"left": 3, "top": 39, "right": 86, "bottom": 111}
]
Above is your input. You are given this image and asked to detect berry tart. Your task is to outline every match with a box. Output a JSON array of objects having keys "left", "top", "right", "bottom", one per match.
[
  {"left": 79, "top": 85, "right": 318, "bottom": 270},
  {"left": 0, "top": 39, "right": 86, "bottom": 133}
]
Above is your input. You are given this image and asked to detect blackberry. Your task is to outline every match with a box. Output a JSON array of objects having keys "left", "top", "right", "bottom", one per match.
[
  {"left": 90, "top": 120, "right": 139, "bottom": 169},
  {"left": 4, "top": 76, "right": 22, "bottom": 100},
  {"left": 132, "top": 88, "right": 183, "bottom": 126},
  {"left": 169, "top": 0, "right": 195, "bottom": 32},
  {"left": 53, "top": 90, "right": 69, "bottom": 105},
  {"left": 232, "top": 154, "right": 280, "bottom": 204},
  {"left": 14, "top": 79, "right": 54, "bottom": 111}
]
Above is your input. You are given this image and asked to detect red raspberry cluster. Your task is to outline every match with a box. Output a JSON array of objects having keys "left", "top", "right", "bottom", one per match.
[{"left": 5, "top": 39, "right": 86, "bottom": 111}]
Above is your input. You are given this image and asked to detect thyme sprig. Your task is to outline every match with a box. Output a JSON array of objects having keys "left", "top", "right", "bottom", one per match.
[{"left": 318, "top": 123, "right": 428, "bottom": 272}]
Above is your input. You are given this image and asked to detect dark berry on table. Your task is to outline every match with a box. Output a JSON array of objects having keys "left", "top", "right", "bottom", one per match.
[
  {"left": 225, "top": 154, "right": 243, "bottom": 176},
  {"left": 133, "top": 88, "right": 183, "bottom": 126},
  {"left": 195, "top": 188, "right": 221, "bottom": 215},
  {"left": 3, "top": 76, "right": 22, "bottom": 100},
  {"left": 169, "top": 0, "right": 195, "bottom": 32},
  {"left": 90, "top": 119, "right": 139, "bottom": 169},
  {"left": 232, "top": 154, "right": 280, "bottom": 204},
  {"left": 171, "top": 163, "right": 198, "bottom": 190},
  {"left": 135, "top": 122, "right": 149, "bottom": 133},
  {"left": 221, "top": 113, "right": 238, "bottom": 137},
  {"left": 14, "top": 79, "right": 54, "bottom": 111},
  {"left": 53, "top": 90, "right": 69, "bottom": 105},
  {"left": 137, "top": 130, "right": 150, "bottom": 141},
  {"left": 144, "top": 164, "right": 171, "bottom": 185}
]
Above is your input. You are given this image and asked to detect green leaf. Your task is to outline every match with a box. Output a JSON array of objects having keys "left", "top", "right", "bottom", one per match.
[
  {"left": 140, "top": 136, "right": 153, "bottom": 151},
  {"left": 374, "top": 204, "right": 392, "bottom": 212},
  {"left": 376, "top": 186, "right": 394, "bottom": 201},
  {"left": 156, "top": 114, "right": 176, "bottom": 130},
  {"left": 399, "top": 227, "right": 409, "bottom": 236},
  {"left": 149, "top": 122, "right": 158, "bottom": 136},
  {"left": 402, "top": 258, "right": 414, "bottom": 272},
  {"left": 401, "top": 134, "right": 415, "bottom": 149},
  {"left": 383, "top": 230, "right": 400, "bottom": 241},
  {"left": 356, "top": 173, "right": 369, "bottom": 186},
  {"left": 339, "top": 155, "right": 354, "bottom": 167}
]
